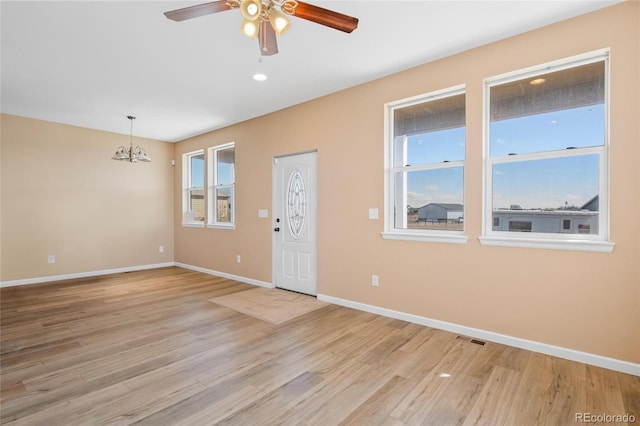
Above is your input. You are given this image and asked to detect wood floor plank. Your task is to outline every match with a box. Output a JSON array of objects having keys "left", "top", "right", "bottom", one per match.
[
  {"left": 390, "top": 340, "right": 485, "bottom": 425},
  {"left": 213, "top": 371, "right": 325, "bottom": 426},
  {"left": 1, "top": 266, "right": 637, "bottom": 425},
  {"left": 617, "top": 372, "right": 640, "bottom": 420},
  {"left": 339, "top": 374, "right": 416, "bottom": 426},
  {"left": 585, "top": 365, "right": 626, "bottom": 418},
  {"left": 7, "top": 382, "right": 131, "bottom": 426},
  {"left": 461, "top": 366, "right": 522, "bottom": 426}
]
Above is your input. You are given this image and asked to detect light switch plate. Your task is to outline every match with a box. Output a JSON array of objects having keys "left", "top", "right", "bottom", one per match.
[
  {"left": 368, "top": 208, "right": 379, "bottom": 220},
  {"left": 258, "top": 209, "right": 268, "bottom": 218}
]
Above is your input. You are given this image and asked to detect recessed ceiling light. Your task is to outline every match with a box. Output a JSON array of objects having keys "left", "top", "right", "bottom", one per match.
[
  {"left": 530, "top": 78, "right": 546, "bottom": 85},
  {"left": 253, "top": 73, "right": 267, "bottom": 82}
]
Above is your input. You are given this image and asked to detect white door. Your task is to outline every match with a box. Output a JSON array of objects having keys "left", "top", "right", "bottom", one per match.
[{"left": 272, "top": 151, "right": 317, "bottom": 295}]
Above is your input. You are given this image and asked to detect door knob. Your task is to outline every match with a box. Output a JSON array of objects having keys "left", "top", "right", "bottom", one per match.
[{"left": 274, "top": 227, "right": 280, "bottom": 232}]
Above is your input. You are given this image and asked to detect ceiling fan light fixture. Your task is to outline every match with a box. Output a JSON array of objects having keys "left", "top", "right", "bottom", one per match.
[
  {"left": 269, "top": 9, "right": 290, "bottom": 35},
  {"left": 240, "top": 0, "right": 262, "bottom": 21},
  {"left": 241, "top": 19, "right": 260, "bottom": 38},
  {"left": 164, "top": 0, "right": 359, "bottom": 56}
]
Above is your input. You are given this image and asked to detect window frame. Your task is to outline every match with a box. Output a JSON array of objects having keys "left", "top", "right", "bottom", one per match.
[
  {"left": 181, "top": 149, "right": 205, "bottom": 227},
  {"left": 207, "top": 142, "right": 236, "bottom": 230},
  {"left": 480, "top": 50, "right": 614, "bottom": 253},
  {"left": 383, "top": 85, "right": 468, "bottom": 244}
]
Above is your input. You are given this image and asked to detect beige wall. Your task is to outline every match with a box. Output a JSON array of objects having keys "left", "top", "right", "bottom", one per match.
[
  {"left": 1, "top": 115, "right": 175, "bottom": 281},
  {"left": 174, "top": 2, "right": 639, "bottom": 364}
]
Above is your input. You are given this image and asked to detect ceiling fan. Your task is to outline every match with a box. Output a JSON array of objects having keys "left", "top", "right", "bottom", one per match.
[{"left": 164, "top": 0, "right": 359, "bottom": 56}]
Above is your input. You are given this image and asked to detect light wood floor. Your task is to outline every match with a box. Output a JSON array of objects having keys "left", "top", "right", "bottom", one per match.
[{"left": 1, "top": 267, "right": 638, "bottom": 425}]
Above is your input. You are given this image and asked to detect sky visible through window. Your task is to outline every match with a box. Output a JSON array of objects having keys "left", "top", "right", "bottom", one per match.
[
  {"left": 405, "top": 104, "right": 603, "bottom": 210},
  {"left": 191, "top": 154, "right": 234, "bottom": 188},
  {"left": 406, "top": 127, "right": 464, "bottom": 209},
  {"left": 191, "top": 155, "right": 204, "bottom": 188},
  {"left": 491, "top": 104, "right": 602, "bottom": 210},
  {"left": 217, "top": 162, "right": 234, "bottom": 186}
]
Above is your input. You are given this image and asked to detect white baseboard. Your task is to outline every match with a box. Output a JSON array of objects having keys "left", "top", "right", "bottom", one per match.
[
  {"left": 0, "top": 262, "right": 176, "bottom": 288},
  {"left": 317, "top": 293, "right": 640, "bottom": 377},
  {"left": 0, "top": 262, "right": 273, "bottom": 290},
  {"left": 174, "top": 262, "right": 274, "bottom": 289}
]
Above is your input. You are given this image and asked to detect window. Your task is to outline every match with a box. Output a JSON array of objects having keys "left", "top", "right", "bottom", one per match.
[
  {"left": 207, "top": 143, "right": 235, "bottom": 228},
  {"left": 509, "top": 221, "right": 532, "bottom": 232},
  {"left": 182, "top": 150, "right": 205, "bottom": 226},
  {"left": 383, "top": 86, "right": 467, "bottom": 243},
  {"left": 481, "top": 51, "right": 614, "bottom": 252}
]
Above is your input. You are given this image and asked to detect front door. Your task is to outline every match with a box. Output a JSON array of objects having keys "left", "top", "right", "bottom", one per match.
[{"left": 272, "top": 151, "right": 317, "bottom": 296}]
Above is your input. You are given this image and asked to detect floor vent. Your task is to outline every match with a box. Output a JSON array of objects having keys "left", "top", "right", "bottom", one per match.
[{"left": 456, "top": 335, "right": 486, "bottom": 346}]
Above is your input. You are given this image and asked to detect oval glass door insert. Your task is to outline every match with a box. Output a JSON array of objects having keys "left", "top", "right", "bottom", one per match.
[{"left": 287, "top": 170, "right": 306, "bottom": 237}]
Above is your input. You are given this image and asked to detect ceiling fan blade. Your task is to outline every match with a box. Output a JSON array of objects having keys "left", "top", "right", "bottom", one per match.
[
  {"left": 292, "top": 1, "right": 358, "bottom": 33},
  {"left": 164, "top": 1, "right": 232, "bottom": 22},
  {"left": 259, "top": 20, "right": 278, "bottom": 56}
]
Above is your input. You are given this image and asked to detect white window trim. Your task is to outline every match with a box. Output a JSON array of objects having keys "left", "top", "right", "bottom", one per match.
[
  {"left": 383, "top": 85, "right": 468, "bottom": 244},
  {"left": 481, "top": 49, "right": 614, "bottom": 253},
  {"left": 182, "top": 149, "right": 205, "bottom": 228},
  {"left": 207, "top": 142, "right": 236, "bottom": 230},
  {"left": 207, "top": 223, "right": 236, "bottom": 230}
]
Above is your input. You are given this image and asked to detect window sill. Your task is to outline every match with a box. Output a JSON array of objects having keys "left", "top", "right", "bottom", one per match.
[
  {"left": 479, "top": 236, "right": 615, "bottom": 252},
  {"left": 182, "top": 222, "right": 205, "bottom": 228},
  {"left": 381, "top": 231, "right": 468, "bottom": 244},
  {"left": 207, "top": 223, "right": 236, "bottom": 230}
]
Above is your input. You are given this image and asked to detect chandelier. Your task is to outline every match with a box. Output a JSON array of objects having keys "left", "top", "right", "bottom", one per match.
[{"left": 111, "top": 115, "right": 151, "bottom": 163}]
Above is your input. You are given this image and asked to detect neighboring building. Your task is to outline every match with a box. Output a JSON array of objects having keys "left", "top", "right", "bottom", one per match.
[
  {"left": 492, "top": 208, "right": 598, "bottom": 234},
  {"left": 418, "top": 203, "right": 464, "bottom": 223},
  {"left": 217, "top": 194, "right": 231, "bottom": 222},
  {"left": 188, "top": 188, "right": 205, "bottom": 222},
  {"left": 186, "top": 190, "right": 230, "bottom": 223}
]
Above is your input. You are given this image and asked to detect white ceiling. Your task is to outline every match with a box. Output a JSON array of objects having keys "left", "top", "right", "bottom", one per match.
[{"left": 1, "top": 0, "right": 621, "bottom": 142}]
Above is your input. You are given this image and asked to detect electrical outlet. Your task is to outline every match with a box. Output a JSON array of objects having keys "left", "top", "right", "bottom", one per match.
[
  {"left": 159, "top": 246, "right": 164, "bottom": 253},
  {"left": 371, "top": 274, "right": 379, "bottom": 287},
  {"left": 48, "top": 255, "right": 55, "bottom": 264},
  {"left": 237, "top": 255, "right": 241, "bottom": 264}
]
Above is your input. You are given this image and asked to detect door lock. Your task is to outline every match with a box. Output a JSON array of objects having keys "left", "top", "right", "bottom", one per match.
[{"left": 274, "top": 227, "right": 280, "bottom": 232}]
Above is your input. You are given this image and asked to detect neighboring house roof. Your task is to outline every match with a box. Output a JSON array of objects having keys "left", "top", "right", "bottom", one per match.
[
  {"left": 581, "top": 195, "right": 599, "bottom": 211},
  {"left": 419, "top": 203, "right": 464, "bottom": 211},
  {"left": 493, "top": 209, "right": 598, "bottom": 217}
]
